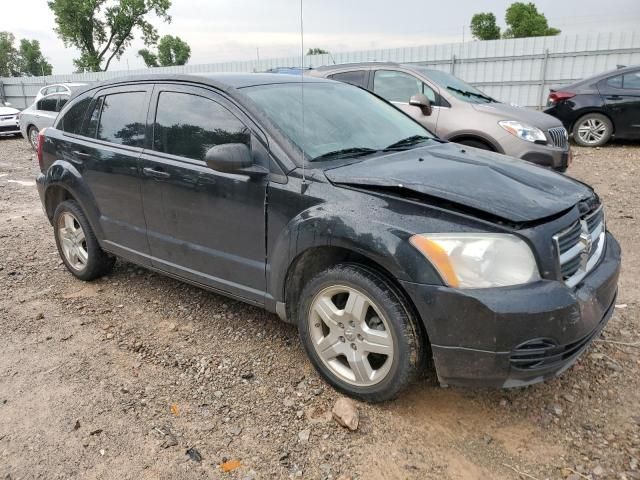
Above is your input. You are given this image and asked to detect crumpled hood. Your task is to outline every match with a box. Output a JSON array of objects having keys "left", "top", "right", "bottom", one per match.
[
  {"left": 472, "top": 102, "right": 563, "bottom": 130},
  {"left": 324, "top": 142, "right": 593, "bottom": 223}
]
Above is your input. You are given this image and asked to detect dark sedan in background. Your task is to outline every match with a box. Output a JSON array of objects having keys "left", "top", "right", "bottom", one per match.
[{"left": 545, "top": 65, "right": 640, "bottom": 147}]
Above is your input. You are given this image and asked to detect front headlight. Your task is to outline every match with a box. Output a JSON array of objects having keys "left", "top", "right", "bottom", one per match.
[
  {"left": 498, "top": 120, "right": 546, "bottom": 143},
  {"left": 410, "top": 233, "right": 540, "bottom": 288}
]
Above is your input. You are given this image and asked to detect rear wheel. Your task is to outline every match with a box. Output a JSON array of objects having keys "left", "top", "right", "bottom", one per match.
[
  {"left": 572, "top": 113, "right": 612, "bottom": 147},
  {"left": 298, "top": 264, "right": 423, "bottom": 402},
  {"left": 28, "top": 126, "right": 39, "bottom": 150},
  {"left": 53, "top": 200, "right": 115, "bottom": 281}
]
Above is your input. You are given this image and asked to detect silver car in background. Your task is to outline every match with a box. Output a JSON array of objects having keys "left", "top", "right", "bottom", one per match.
[
  {"left": 311, "top": 62, "right": 571, "bottom": 171},
  {"left": 20, "top": 93, "right": 69, "bottom": 149},
  {"left": 33, "top": 83, "right": 87, "bottom": 103}
]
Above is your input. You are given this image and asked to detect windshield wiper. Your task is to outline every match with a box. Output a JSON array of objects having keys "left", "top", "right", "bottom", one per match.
[
  {"left": 311, "top": 147, "right": 378, "bottom": 162},
  {"left": 384, "top": 135, "right": 432, "bottom": 151},
  {"left": 446, "top": 86, "right": 494, "bottom": 102}
]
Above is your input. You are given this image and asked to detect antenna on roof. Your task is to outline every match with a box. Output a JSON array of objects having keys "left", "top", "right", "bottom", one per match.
[{"left": 300, "top": 0, "right": 307, "bottom": 191}]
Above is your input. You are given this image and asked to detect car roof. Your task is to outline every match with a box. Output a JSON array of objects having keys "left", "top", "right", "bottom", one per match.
[
  {"left": 314, "top": 61, "right": 400, "bottom": 72},
  {"left": 80, "top": 72, "right": 330, "bottom": 92}
]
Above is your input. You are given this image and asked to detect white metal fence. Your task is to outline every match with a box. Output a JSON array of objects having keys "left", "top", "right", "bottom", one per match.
[{"left": 1, "top": 31, "right": 639, "bottom": 109}]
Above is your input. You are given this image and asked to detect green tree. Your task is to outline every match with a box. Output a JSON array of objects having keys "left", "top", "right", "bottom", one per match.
[
  {"left": 157, "top": 35, "right": 190, "bottom": 66},
  {"left": 306, "top": 48, "right": 329, "bottom": 55},
  {"left": 503, "top": 2, "right": 561, "bottom": 38},
  {"left": 18, "top": 39, "right": 53, "bottom": 76},
  {"left": 470, "top": 13, "right": 501, "bottom": 40},
  {"left": 48, "top": 0, "right": 172, "bottom": 72},
  {"left": 137, "top": 48, "right": 158, "bottom": 67},
  {"left": 0, "top": 32, "right": 19, "bottom": 77},
  {"left": 138, "top": 35, "right": 190, "bottom": 67}
]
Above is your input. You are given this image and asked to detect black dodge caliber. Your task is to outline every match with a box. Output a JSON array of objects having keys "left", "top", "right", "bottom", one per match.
[{"left": 36, "top": 73, "right": 621, "bottom": 402}]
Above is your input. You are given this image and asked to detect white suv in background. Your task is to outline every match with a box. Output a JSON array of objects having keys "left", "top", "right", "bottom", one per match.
[{"left": 0, "top": 102, "right": 21, "bottom": 137}]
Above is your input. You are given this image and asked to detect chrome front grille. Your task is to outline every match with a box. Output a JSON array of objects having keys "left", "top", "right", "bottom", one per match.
[
  {"left": 548, "top": 127, "right": 569, "bottom": 150},
  {"left": 554, "top": 206, "right": 605, "bottom": 288}
]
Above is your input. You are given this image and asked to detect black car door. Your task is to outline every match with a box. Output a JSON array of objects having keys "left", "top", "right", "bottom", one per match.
[
  {"left": 139, "top": 84, "right": 268, "bottom": 304},
  {"left": 600, "top": 70, "right": 640, "bottom": 139},
  {"left": 65, "top": 85, "right": 153, "bottom": 265}
]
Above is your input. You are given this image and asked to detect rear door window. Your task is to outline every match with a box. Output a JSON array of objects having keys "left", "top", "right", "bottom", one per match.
[
  {"left": 328, "top": 70, "right": 367, "bottom": 88},
  {"left": 94, "top": 91, "right": 147, "bottom": 147},
  {"left": 622, "top": 71, "right": 640, "bottom": 89},
  {"left": 606, "top": 75, "right": 623, "bottom": 89},
  {"left": 152, "top": 91, "right": 250, "bottom": 161},
  {"left": 37, "top": 95, "right": 59, "bottom": 112}
]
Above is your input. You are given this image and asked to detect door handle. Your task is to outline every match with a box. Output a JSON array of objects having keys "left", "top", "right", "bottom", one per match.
[
  {"left": 143, "top": 167, "right": 171, "bottom": 179},
  {"left": 607, "top": 95, "right": 622, "bottom": 100},
  {"left": 72, "top": 150, "right": 91, "bottom": 159}
]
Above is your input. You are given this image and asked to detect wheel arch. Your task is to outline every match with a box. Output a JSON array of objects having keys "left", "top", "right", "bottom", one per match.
[
  {"left": 448, "top": 133, "right": 501, "bottom": 152},
  {"left": 282, "top": 245, "right": 430, "bottom": 349}
]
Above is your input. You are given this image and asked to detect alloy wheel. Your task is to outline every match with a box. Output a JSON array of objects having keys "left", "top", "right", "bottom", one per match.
[
  {"left": 57, "top": 212, "right": 88, "bottom": 271},
  {"left": 29, "top": 127, "right": 39, "bottom": 149},
  {"left": 307, "top": 285, "right": 394, "bottom": 386},
  {"left": 577, "top": 118, "right": 607, "bottom": 145}
]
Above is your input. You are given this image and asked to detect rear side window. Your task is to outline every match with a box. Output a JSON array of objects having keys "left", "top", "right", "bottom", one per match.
[
  {"left": 59, "top": 97, "right": 92, "bottom": 134},
  {"left": 152, "top": 91, "right": 250, "bottom": 161},
  {"left": 94, "top": 91, "right": 147, "bottom": 147},
  {"left": 328, "top": 70, "right": 367, "bottom": 88},
  {"left": 37, "top": 96, "right": 58, "bottom": 112}
]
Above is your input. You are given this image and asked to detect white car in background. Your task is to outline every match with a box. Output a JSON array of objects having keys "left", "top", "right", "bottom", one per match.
[
  {"left": 33, "top": 83, "right": 87, "bottom": 103},
  {"left": 0, "top": 102, "right": 21, "bottom": 137},
  {"left": 19, "top": 93, "right": 70, "bottom": 149}
]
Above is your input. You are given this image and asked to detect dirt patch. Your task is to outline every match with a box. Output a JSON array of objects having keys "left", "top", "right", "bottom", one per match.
[{"left": 1, "top": 136, "right": 639, "bottom": 479}]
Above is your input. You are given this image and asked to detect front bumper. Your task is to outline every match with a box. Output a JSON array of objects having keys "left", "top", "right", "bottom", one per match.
[
  {"left": 401, "top": 232, "right": 621, "bottom": 388},
  {"left": 0, "top": 119, "right": 20, "bottom": 135}
]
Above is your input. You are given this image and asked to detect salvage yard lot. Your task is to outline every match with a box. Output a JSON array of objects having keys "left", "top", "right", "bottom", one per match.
[{"left": 0, "top": 136, "right": 639, "bottom": 480}]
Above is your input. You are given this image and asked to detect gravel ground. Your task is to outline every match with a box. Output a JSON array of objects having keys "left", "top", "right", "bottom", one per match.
[{"left": 0, "top": 135, "right": 638, "bottom": 480}]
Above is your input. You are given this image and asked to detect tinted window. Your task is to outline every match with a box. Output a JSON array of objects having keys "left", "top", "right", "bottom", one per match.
[
  {"left": 153, "top": 91, "right": 250, "bottom": 161},
  {"left": 85, "top": 97, "right": 103, "bottom": 138},
  {"left": 57, "top": 96, "right": 69, "bottom": 112},
  {"left": 38, "top": 96, "right": 58, "bottom": 112},
  {"left": 59, "top": 97, "right": 91, "bottom": 134},
  {"left": 607, "top": 75, "right": 623, "bottom": 88},
  {"left": 373, "top": 70, "right": 423, "bottom": 103},
  {"left": 96, "top": 92, "right": 146, "bottom": 147},
  {"left": 328, "top": 71, "right": 367, "bottom": 88},
  {"left": 622, "top": 71, "right": 640, "bottom": 89}
]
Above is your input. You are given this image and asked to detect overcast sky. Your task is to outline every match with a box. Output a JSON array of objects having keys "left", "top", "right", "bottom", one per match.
[{"left": 2, "top": 0, "right": 640, "bottom": 74}]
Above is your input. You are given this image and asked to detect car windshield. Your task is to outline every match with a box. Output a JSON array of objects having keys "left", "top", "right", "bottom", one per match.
[
  {"left": 414, "top": 67, "right": 497, "bottom": 104},
  {"left": 242, "top": 82, "right": 434, "bottom": 161}
]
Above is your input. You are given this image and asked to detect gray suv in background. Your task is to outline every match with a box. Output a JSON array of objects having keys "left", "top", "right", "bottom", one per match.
[{"left": 311, "top": 62, "right": 571, "bottom": 171}]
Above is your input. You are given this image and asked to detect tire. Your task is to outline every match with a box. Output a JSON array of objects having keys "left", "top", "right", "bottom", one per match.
[
  {"left": 53, "top": 200, "right": 115, "bottom": 281},
  {"left": 572, "top": 113, "right": 613, "bottom": 147},
  {"left": 298, "top": 263, "right": 424, "bottom": 402},
  {"left": 27, "top": 126, "right": 39, "bottom": 150},
  {"left": 456, "top": 139, "right": 493, "bottom": 151}
]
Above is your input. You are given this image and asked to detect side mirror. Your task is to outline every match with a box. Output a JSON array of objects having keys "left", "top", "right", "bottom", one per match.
[
  {"left": 205, "top": 143, "right": 254, "bottom": 174},
  {"left": 409, "top": 94, "right": 432, "bottom": 116}
]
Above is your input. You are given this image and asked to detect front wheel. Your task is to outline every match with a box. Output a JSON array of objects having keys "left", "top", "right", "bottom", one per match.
[{"left": 298, "top": 264, "right": 424, "bottom": 402}]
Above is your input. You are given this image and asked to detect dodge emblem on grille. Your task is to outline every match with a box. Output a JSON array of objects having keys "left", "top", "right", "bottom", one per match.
[{"left": 579, "top": 228, "right": 593, "bottom": 270}]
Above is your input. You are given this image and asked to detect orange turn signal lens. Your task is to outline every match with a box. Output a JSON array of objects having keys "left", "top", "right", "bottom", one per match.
[{"left": 409, "top": 235, "right": 460, "bottom": 288}]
